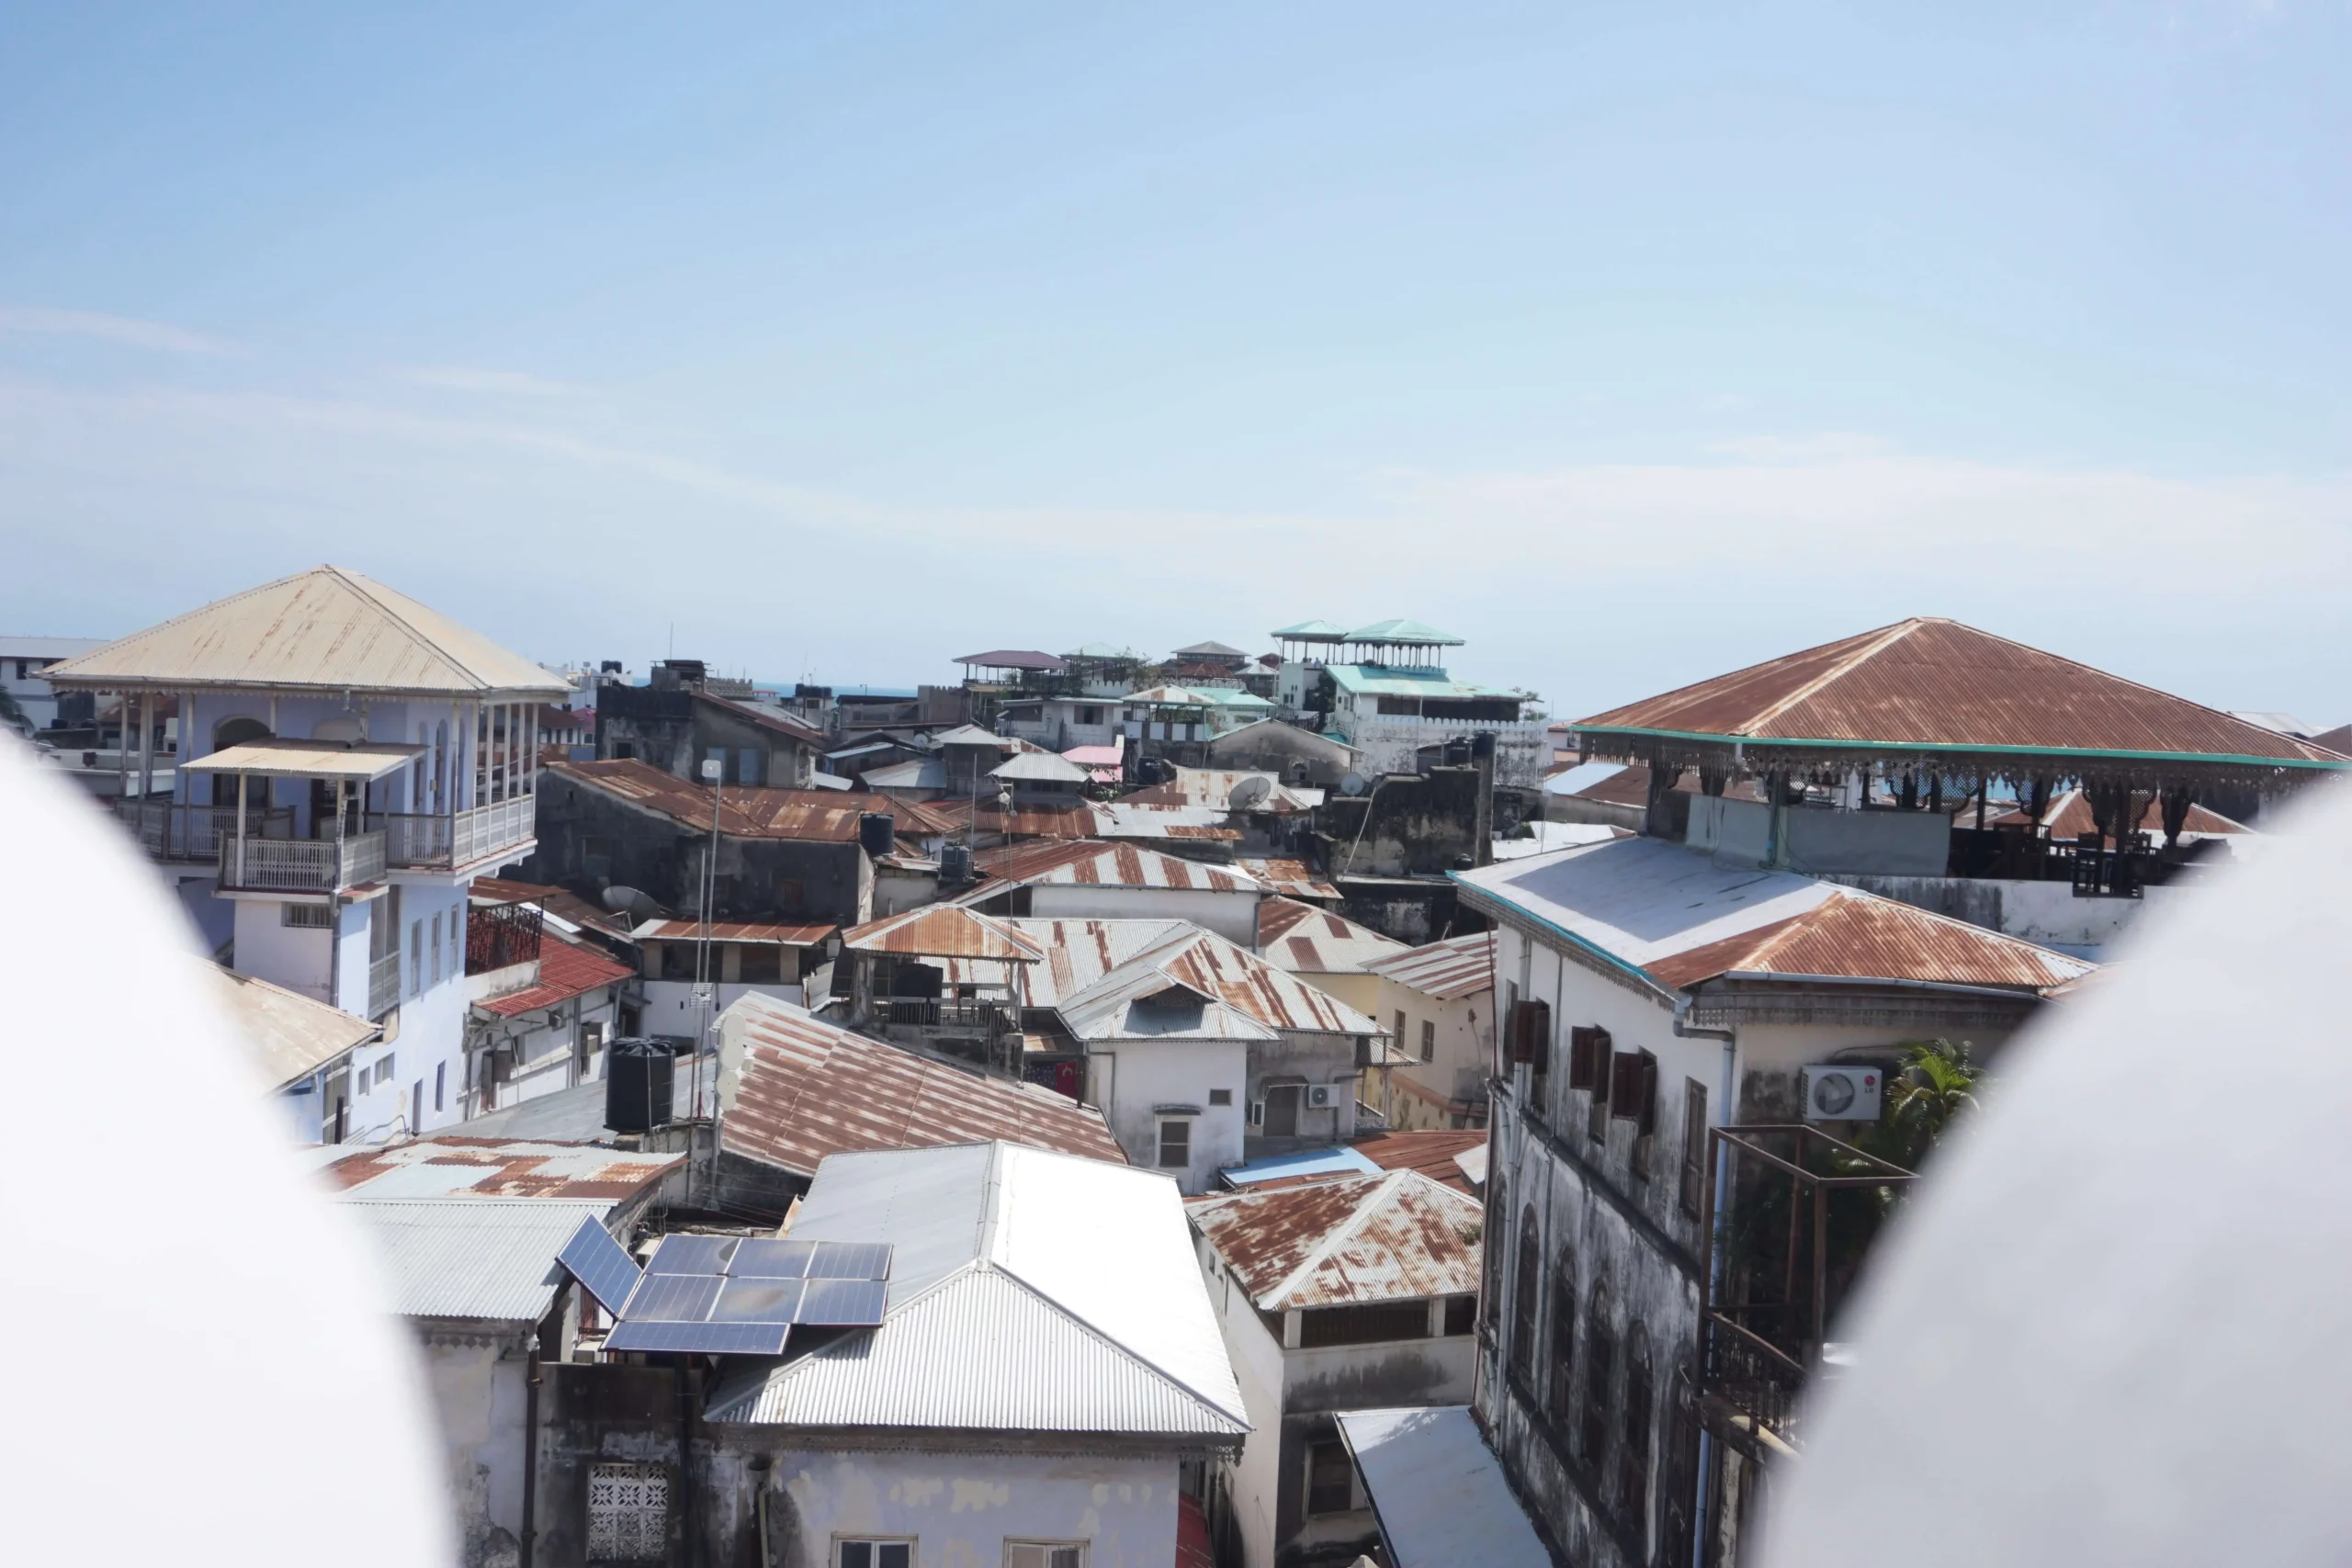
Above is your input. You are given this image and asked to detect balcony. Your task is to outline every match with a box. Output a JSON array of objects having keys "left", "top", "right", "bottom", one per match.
[
  {"left": 118, "top": 796, "right": 534, "bottom": 877},
  {"left": 220, "top": 831, "right": 387, "bottom": 895},
  {"left": 114, "top": 800, "right": 292, "bottom": 863},
  {"left": 379, "top": 797, "right": 536, "bottom": 873}
]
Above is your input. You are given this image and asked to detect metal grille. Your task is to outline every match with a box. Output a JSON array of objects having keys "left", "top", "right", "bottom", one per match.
[{"left": 586, "top": 1463, "right": 668, "bottom": 1562}]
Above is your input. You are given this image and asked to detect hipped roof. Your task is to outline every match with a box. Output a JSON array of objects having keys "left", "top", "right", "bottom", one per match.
[
  {"left": 44, "top": 565, "right": 569, "bottom": 698},
  {"left": 1578, "top": 617, "right": 2347, "bottom": 771}
]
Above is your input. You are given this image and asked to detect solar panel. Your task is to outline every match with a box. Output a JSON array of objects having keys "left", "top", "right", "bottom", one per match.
[
  {"left": 620, "top": 1274, "right": 725, "bottom": 1324},
  {"left": 727, "top": 1238, "right": 817, "bottom": 1279},
  {"left": 605, "top": 1320, "right": 790, "bottom": 1356},
  {"left": 797, "top": 1278, "right": 888, "bottom": 1326},
  {"left": 710, "top": 1278, "right": 805, "bottom": 1325},
  {"left": 806, "top": 1242, "right": 893, "bottom": 1281},
  {"left": 646, "top": 1235, "right": 738, "bottom": 1276},
  {"left": 555, "top": 1216, "right": 642, "bottom": 1316}
]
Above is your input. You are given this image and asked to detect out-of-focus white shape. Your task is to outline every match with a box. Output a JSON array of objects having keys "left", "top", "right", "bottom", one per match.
[
  {"left": 1764, "top": 782, "right": 2352, "bottom": 1568},
  {"left": 0, "top": 735, "right": 447, "bottom": 1563}
]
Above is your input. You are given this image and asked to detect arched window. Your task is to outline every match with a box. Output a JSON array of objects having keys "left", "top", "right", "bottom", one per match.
[
  {"left": 212, "top": 716, "right": 271, "bottom": 750},
  {"left": 1510, "top": 1208, "right": 1542, "bottom": 1386},
  {"left": 1482, "top": 1174, "right": 1507, "bottom": 1330},
  {"left": 1547, "top": 1247, "right": 1577, "bottom": 1417},
  {"left": 209, "top": 716, "right": 272, "bottom": 808},
  {"left": 1618, "top": 1325, "right": 1654, "bottom": 1526},
  {"left": 1579, "top": 1282, "right": 1614, "bottom": 1468}
]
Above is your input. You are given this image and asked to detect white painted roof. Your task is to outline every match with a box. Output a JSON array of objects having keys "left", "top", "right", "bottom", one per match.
[
  {"left": 706, "top": 1141, "right": 1248, "bottom": 1438},
  {"left": 339, "top": 1198, "right": 605, "bottom": 1323},
  {"left": 204, "top": 961, "right": 378, "bottom": 1089},
  {"left": 42, "top": 564, "right": 568, "bottom": 697},
  {"left": 1488, "top": 820, "right": 1625, "bottom": 860},
  {"left": 989, "top": 750, "right": 1091, "bottom": 784},
  {"left": 1453, "top": 835, "right": 1836, "bottom": 979},
  {"left": 1338, "top": 1406, "right": 1555, "bottom": 1568}
]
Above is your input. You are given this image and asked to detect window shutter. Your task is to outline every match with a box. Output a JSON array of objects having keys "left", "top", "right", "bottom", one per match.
[
  {"left": 1525, "top": 1000, "right": 1551, "bottom": 1075},
  {"left": 1568, "top": 1028, "right": 1596, "bottom": 1089},
  {"left": 1636, "top": 1050, "right": 1659, "bottom": 1134},
  {"left": 1611, "top": 1053, "right": 1644, "bottom": 1119},
  {"left": 1591, "top": 1040, "right": 1614, "bottom": 1100}
]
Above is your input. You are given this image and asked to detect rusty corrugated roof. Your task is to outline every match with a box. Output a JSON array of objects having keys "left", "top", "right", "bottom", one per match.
[
  {"left": 718, "top": 998, "right": 1125, "bottom": 1176},
  {"left": 842, "top": 905, "right": 1044, "bottom": 962},
  {"left": 42, "top": 564, "right": 569, "bottom": 696},
  {"left": 1578, "top": 618, "right": 2348, "bottom": 766},
  {"left": 1366, "top": 931, "right": 1495, "bottom": 1001},
  {"left": 1256, "top": 897, "right": 1409, "bottom": 976},
  {"left": 474, "top": 931, "right": 637, "bottom": 1018},
  {"left": 320, "top": 1135, "right": 681, "bottom": 1201},
  {"left": 967, "top": 838, "right": 1263, "bottom": 894},
  {"left": 1187, "top": 1169, "right": 1483, "bottom": 1309},
  {"left": 1984, "top": 787, "right": 2251, "bottom": 844},
  {"left": 1351, "top": 1129, "right": 1488, "bottom": 1194},
  {"left": 1642, "top": 887, "right": 2092, "bottom": 992},
  {"left": 1233, "top": 857, "right": 1343, "bottom": 903},
  {"left": 631, "top": 919, "right": 835, "bottom": 945},
  {"left": 550, "top": 759, "right": 956, "bottom": 840}
]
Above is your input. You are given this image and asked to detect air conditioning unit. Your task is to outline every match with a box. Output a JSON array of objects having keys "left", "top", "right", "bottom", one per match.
[
  {"left": 1802, "top": 1065, "right": 1883, "bottom": 1122},
  {"left": 1306, "top": 1084, "right": 1337, "bottom": 1110}
]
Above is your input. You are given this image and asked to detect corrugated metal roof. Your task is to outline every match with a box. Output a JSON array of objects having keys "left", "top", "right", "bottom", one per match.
[
  {"left": 1234, "top": 858, "right": 1343, "bottom": 903},
  {"left": 1327, "top": 665, "right": 1521, "bottom": 700},
  {"left": 1366, "top": 931, "right": 1495, "bottom": 1001},
  {"left": 967, "top": 839, "right": 1265, "bottom": 894},
  {"left": 1189, "top": 1169, "right": 1483, "bottom": 1309},
  {"left": 1578, "top": 618, "right": 2350, "bottom": 766},
  {"left": 1271, "top": 619, "right": 1349, "bottom": 640},
  {"left": 706, "top": 1141, "right": 1247, "bottom": 1438},
  {"left": 182, "top": 739, "right": 424, "bottom": 780},
  {"left": 550, "top": 760, "right": 956, "bottom": 840},
  {"left": 1985, "top": 787, "right": 2251, "bottom": 844},
  {"left": 1351, "top": 1129, "right": 1488, "bottom": 1194},
  {"left": 1092, "top": 802, "right": 1245, "bottom": 841},
  {"left": 631, "top": 919, "right": 835, "bottom": 945},
  {"left": 989, "top": 750, "right": 1092, "bottom": 784},
  {"left": 339, "top": 1198, "right": 608, "bottom": 1322},
  {"left": 955, "top": 649, "right": 1068, "bottom": 672},
  {"left": 1123, "top": 768, "right": 1323, "bottom": 813},
  {"left": 205, "top": 960, "right": 378, "bottom": 1089},
  {"left": 320, "top": 1136, "right": 681, "bottom": 1201},
  {"left": 718, "top": 995, "right": 1125, "bottom": 1177},
  {"left": 1337, "top": 1406, "right": 1555, "bottom": 1568},
  {"left": 1216, "top": 1146, "right": 1384, "bottom": 1187},
  {"left": 1454, "top": 838, "right": 2091, "bottom": 994},
  {"left": 842, "top": 905, "right": 1044, "bottom": 961},
  {"left": 1256, "top": 897, "right": 1410, "bottom": 975},
  {"left": 41, "top": 565, "right": 569, "bottom": 697},
  {"left": 1345, "top": 619, "right": 1464, "bottom": 646},
  {"left": 474, "top": 932, "right": 637, "bottom": 1019}
]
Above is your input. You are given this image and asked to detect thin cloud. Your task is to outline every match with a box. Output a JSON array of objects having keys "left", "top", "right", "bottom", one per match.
[
  {"left": 0, "top": 307, "right": 233, "bottom": 355},
  {"left": 394, "top": 366, "right": 587, "bottom": 398}
]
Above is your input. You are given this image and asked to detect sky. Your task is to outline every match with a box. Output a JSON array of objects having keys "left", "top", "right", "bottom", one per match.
[{"left": 2, "top": 3, "right": 2347, "bottom": 725}]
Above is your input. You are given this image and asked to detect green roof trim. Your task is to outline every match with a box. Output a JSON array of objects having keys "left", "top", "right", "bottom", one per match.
[
  {"left": 1575, "top": 722, "right": 2351, "bottom": 772},
  {"left": 1329, "top": 664, "right": 1522, "bottom": 701},
  {"left": 1272, "top": 619, "right": 1350, "bottom": 640},
  {"left": 1345, "top": 618, "right": 1465, "bottom": 646}
]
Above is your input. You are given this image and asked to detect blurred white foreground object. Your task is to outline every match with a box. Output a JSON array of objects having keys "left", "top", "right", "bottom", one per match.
[
  {"left": 1765, "top": 781, "right": 2352, "bottom": 1568},
  {"left": 0, "top": 736, "right": 447, "bottom": 1562}
]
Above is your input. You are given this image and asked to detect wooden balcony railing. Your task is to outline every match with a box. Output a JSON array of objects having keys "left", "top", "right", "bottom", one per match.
[{"left": 220, "top": 831, "right": 387, "bottom": 894}]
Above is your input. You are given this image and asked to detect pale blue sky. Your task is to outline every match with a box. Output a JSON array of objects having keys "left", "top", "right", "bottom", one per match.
[{"left": 2, "top": 4, "right": 2346, "bottom": 723}]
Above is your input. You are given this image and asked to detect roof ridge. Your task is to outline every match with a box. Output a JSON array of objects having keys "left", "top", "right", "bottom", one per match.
[
  {"left": 324, "top": 565, "right": 481, "bottom": 688},
  {"left": 1263, "top": 1170, "right": 1407, "bottom": 1305},
  {"left": 986, "top": 1258, "right": 1250, "bottom": 1428},
  {"left": 1741, "top": 618, "right": 1927, "bottom": 734},
  {"left": 1821, "top": 885, "right": 2092, "bottom": 967},
  {"left": 46, "top": 566, "right": 321, "bottom": 683}
]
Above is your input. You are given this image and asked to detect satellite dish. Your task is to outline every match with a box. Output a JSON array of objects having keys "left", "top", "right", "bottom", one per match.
[
  {"left": 1339, "top": 772, "right": 1368, "bottom": 797},
  {"left": 1229, "top": 776, "right": 1272, "bottom": 810},
  {"left": 601, "top": 885, "right": 659, "bottom": 920}
]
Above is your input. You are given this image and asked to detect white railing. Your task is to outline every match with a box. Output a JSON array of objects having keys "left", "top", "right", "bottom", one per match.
[
  {"left": 379, "top": 796, "right": 535, "bottom": 871},
  {"left": 114, "top": 800, "right": 292, "bottom": 861},
  {"left": 368, "top": 950, "right": 401, "bottom": 1020},
  {"left": 220, "top": 830, "right": 387, "bottom": 893}
]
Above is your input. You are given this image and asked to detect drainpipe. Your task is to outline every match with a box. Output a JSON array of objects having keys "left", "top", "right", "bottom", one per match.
[
  {"left": 520, "top": 1342, "right": 542, "bottom": 1568},
  {"left": 1672, "top": 992, "right": 1736, "bottom": 1568}
]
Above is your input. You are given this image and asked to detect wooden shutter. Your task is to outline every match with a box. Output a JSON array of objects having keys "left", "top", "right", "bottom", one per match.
[
  {"left": 1567, "top": 1027, "right": 1595, "bottom": 1089},
  {"left": 1610, "top": 1052, "right": 1644, "bottom": 1119},
  {"left": 1508, "top": 999, "right": 1550, "bottom": 1066},
  {"left": 1637, "top": 1050, "right": 1659, "bottom": 1134}
]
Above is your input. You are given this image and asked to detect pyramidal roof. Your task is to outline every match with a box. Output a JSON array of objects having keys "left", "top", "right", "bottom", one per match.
[
  {"left": 44, "top": 565, "right": 568, "bottom": 698},
  {"left": 1578, "top": 618, "right": 2346, "bottom": 767}
]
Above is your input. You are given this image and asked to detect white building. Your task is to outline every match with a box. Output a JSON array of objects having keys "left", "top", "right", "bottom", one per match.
[
  {"left": 0, "top": 635, "right": 101, "bottom": 735},
  {"left": 203, "top": 957, "right": 381, "bottom": 1142},
  {"left": 705, "top": 1140, "right": 1250, "bottom": 1568},
  {"left": 1188, "top": 1168, "right": 1485, "bottom": 1568},
  {"left": 46, "top": 565, "right": 569, "bottom": 1141},
  {"left": 956, "top": 839, "right": 1268, "bottom": 947},
  {"left": 1363, "top": 931, "right": 1495, "bottom": 1132}
]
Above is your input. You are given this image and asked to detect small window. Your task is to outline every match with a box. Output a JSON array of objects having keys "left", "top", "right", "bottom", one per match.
[
  {"left": 1394, "top": 1009, "right": 1408, "bottom": 1048},
  {"left": 1158, "top": 1118, "right": 1192, "bottom": 1169},
  {"left": 1442, "top": 1294, "right": 1477, "bottom": 1336},
  {"left": 736, "top": 747, "right": 761, "bottom": 785},
  {"left": 837, "top": 1542, "right": 913, "bottom": 1568},
  {"left": 434, "top": 1062, "right": 445, "bottom": 1112},
  {"left": 1420, "top": 1019, "right": 1436, "bottom": 1062},
  {"left": 281, "top": 903, "right": 334, "bottom": 929},
  {"left": 585, "top": 1461, "right": 668, "bottom": 1562},
  {"left": 430, "top": 912, "right": 443, "bottom": 984},
  {"left": 1306, "top": 1439, "right": 1357, "bottom": 1516},
  {"left": 409, "top": 920, "right": 424, "bottom": 998},
  {"left": 1006, "top": 1544, "right": 1085, "bottom": 1568},
  {"left": 1208, "top": 1088, "right": 1232, "bottom": 1107}
]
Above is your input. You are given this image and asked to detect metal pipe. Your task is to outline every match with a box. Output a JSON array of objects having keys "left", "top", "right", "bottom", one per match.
[{"left": 519, "top": 1342, "right": 542, "bottom": 1568}]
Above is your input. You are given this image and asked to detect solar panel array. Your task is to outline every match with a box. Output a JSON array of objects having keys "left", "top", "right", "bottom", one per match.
[
  {"left": 588, "top": 1231, "right": 895, "bottom": 1356},
  {"left": 556, "top": 1216, "right": 644, "bottom": 1316}
]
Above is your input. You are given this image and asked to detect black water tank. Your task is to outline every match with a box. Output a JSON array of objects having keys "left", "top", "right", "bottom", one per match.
[
  {"left": 605, "top": 1038, "right": 674, "bottom": 1133},
  {"left": 1444, "top": 737, "right": 1474, "bottom": 766},
  {"left": 939, "top": 841, "right": 974, "bottom": 885},
  {"left": 1472, "top": 732, "right": 1496, "bottom": 760},
  {"left": 859, "top": 811, "right": 897, "bottom": 858}
]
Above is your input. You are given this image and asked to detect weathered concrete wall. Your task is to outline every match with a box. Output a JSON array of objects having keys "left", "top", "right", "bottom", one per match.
[
  {"left": 1689, "top": 797, "right": 1951, "bottom": 876},
  {"left": 1086, "top": 1036, "right": 1250, "bottom": 1192},
  {"left": 761, "top": 1448, "right": 1184, "bottom": 1568},
  {"left": 1204, "top": 720, "right": 1358, "bottom": 789},
  {"left": 1317, "top": 768, "right": 1485, "bottom": 879},
  {"left": 1828, "top": 872, "right": 2178, "bottom": 956},
  {"left": 1375, "top": 974, "right": 1489, "bottom": 1132}
]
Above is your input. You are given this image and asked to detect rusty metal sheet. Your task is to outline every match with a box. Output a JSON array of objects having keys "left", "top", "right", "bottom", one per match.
[
  {"left": 1642, "top": 887, "right": 2094, "bottom": 992},
  {"left": 1366, "top": 931, "right": 1495, "bottom": 1001},
  {"left": 551, "top": 760, "right": 956, "bottom": 841},
  {"left": 1255, "top": 897, "right": 1409, "bottom": 976},
  {"left": 973, "top": 838, "right": 1261, "bottom": 893},
  {"left": 320, "top": 1136, "right": 681, "bottom": 1201},
  {"left": 718, "top": 1001, "right": 1125, "bottom": 1177},
  {"left": 1187, "top": 1170, "right": 1484, "bottom": 1309},
  {"left": 841, "top": 905, "right": 1044, "bottom": 962},
  {"left": 632, "top": 919, "right": 836, "bottom": 945},
  {"left": 473, "top": 931, "right": 636, "bottom": 1018},
  {"left": 1578, "top": 617, "right": 2346, "bottom": 763},
  {"left": 1351, "top": 1129, "right": 1488, "bottom": 1194}
]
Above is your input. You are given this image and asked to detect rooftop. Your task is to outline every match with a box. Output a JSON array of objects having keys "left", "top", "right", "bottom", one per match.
[
  {"left": 1453, "top": 837, "right": 2093, "bottom": 995},
  {"left": 631, "top": 919, "right": 836, "bottom": 946},
  {"left": 473, "top": 931, "right": 637, "bottom": 1020},
  {"left": 955, "top": 649, "right": 1068, "bottom": 673},
  {"left": 1256, "top": 897, "right": 1410, "bottom": 976},
  {"left": 1577, "top": 617, "right": 2350, "bottom": 773},
  {"left": 1351, "top": 1129, "right": 1489, "bottom": 1194},
  {"left": 964, "top": 838, "right": 1265, "bottom": 896},
  {"left": 317, "top": 1136, "right": 683, "bottom": 1201},
  {"left": 548, "top": 759, "right": 956, "bottom": 840},
  {"left": 718, "top": 995, "right": 1125, "bottom": 1178},
  {"left": 339, "top": 1198, "right": 611, "bottom": 1324},
  {"left": 706, "top": 1141, "right": 1248, "bottom": 1440},
  {"left": 841, "top": 904, "right": 1044, "bottom": 962},
  {"left": 1187, "top": 1168, "right": 1483, "bottom": 1309},
  {"left": 1365, "top": 931, "right": 1495, "bottom": 1001},
  {"left": 206, "top": 961, "right": 379, "bottom": 1089},
  {"left": 989, "top": 750, "right": 1092, "bottom": 784},
  {"left": 1328, "top": 664, "right": 1524, "bottom": 700},
  {"left": 1344, "top": 618, "right": 1465, "bottom": 647},
  {"left": 1338, "top": 1406, "right": 1555, "bottom": 1568},
  {"left": 43, "top": 564, "right": 568, "bottom": 698}
]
